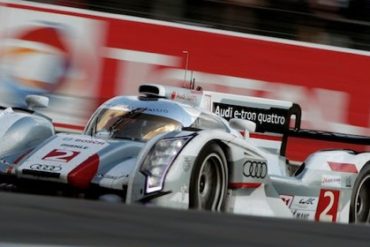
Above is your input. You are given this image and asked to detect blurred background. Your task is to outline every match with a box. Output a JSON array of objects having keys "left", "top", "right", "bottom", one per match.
[
  {"left": 26, "top": 0, "right": 370, "bottom": 51},
  {"left": 1, "top": 0, "right": 369, "bottom": 159}
]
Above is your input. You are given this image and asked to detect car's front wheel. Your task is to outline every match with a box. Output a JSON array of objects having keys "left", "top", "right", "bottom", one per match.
[
  {"left": 189, "top": 143, "right": 228, "bottom": 211},
  {"left": 350, "top": 163, "right": 370, "bottom": 223}
]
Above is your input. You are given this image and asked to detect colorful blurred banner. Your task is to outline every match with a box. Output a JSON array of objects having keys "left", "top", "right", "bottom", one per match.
[{"left": 0, "top": 1, "right": 104, "bottom": 127}]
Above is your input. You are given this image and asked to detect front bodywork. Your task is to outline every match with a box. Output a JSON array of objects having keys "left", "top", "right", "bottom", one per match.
[
  {"left": 0, "top": 107, "right": 54, "bottom": 174},
  {"left": 9, "top": 127, "right": 292, "bottom": 219}
]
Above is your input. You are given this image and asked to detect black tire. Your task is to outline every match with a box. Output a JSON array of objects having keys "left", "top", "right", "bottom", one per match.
[
  {"left": 350, "top": 163, "right": 370, "bottom": 223},
  {"left": 189, "top": 142, "right": 228, "bottom": 211}
]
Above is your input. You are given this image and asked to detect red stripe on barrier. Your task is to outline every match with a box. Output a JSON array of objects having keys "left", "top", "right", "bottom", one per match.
[{"left": 328, "top": 161, "right": 358, "bottom": 173}]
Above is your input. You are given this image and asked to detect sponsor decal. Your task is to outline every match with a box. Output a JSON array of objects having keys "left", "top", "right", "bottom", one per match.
[
  {"left": 292, "top": 209, "right": 315, "bottom": 220},
  {"left": 60, "top": 143, "right": 89, "bottom": 150},
  {"left": 182, "top": 157, "right": 193, "bottom": 172},
  {"left": 213, "top": 102, "right": 288, "bottom": 133},
  {"left": 242, "top": 160, "right": 267, "bottom": 179},
  {"left": 145, "top": 107, "right": 168, "bottom": 113},
  {"left": 62, "top": 137, "right": 74, "bottom": 142},
  {"left": 280, "top": 195, "right": 293, "bottom": 207},
  {"left": 123, "top": 104, "right": 168, "bottom": 113},
  {"left": 170, "top": 91, "right": 200, "bottom": 104},
  {"left": 30, "top": 163, "right": 62, "bottom": 172},
  {"left": 291, "top": 196, "right": 318, "bottom": 210},
  {"left": 315, "top": 189, "right": 340, "bottom": 222},
  {"left": 42, "top": 149, "right": 80, "bottom": 162},
  {"left": 75, "top": 138, "right": 105, "bottom": 145},
  {"left": 299, "top": 198, "right": 315, "bottom": 205},
  {"left": 345, "top": 176, "right": 352, "bottom": 188},
  {"left": 321, "top": 175, "right": 342, "bottom": 188}
]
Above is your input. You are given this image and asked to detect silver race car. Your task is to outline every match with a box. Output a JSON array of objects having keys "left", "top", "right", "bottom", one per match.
[
  {"left": 1, "top": 84, "right": 370, "bottom": 224},
  {"left": 0, "top": 95, "right": 54, "bottom": 178}
]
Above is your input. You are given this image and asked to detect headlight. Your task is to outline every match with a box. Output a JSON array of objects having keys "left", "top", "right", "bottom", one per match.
[{"left": 141, "top": 136, "right": 191, "bottom": 193}]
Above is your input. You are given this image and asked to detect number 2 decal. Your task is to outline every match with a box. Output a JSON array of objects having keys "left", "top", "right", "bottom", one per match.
[
  {"left": 315, "top": 189, "right": 340, "bottom": 222},
  {"left": 42, "top": 149, "right": 80, "bottom": 162}
]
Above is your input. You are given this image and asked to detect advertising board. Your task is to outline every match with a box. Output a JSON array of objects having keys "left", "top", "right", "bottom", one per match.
[{"left": 1, "top": 1, "right": 370, "bottom": 159}]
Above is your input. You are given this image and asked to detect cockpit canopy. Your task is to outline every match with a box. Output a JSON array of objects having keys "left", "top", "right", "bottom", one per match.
[
  {"left": 84, "top": 96, "right": 230, "bottom": 142},
  {"left": 85, "top": 105, "right": 182, "bottom": 142}
]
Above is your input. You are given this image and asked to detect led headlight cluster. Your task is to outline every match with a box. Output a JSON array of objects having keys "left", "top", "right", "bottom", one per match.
[{"left": 141, "top": 136, "right": 191, "bottom": 193}]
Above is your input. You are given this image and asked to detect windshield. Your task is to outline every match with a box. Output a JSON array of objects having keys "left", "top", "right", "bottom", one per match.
[{"left": 85, "top": 106, "right": 182, "bottom": 142}]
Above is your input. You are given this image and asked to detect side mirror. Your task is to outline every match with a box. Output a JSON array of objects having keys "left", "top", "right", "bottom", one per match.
[
  {"left": 25, "top": 95, "right": 49, "bottom": 110},
  {"left": 229, "top": 118, "right": 256, "bottom": 138}
]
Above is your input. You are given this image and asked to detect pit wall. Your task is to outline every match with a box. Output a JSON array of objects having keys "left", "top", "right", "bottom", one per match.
[{"left": 1, "top": 0, "right": 370, "bottom": 160}]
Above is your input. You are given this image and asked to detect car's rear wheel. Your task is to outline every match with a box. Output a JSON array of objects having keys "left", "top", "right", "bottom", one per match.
[
  {"left": 350, "top": 163, "right": 370, "bottom": 223},
  {"left": 189, "top": 143, "right": 228, "bottom": 211}
]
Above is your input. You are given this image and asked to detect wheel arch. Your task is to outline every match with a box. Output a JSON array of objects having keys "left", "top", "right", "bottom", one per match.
[
  {"left": 195, "top": 139, "right": 233, "bottom": 176},
  {"left": 188, "top": 139, "right": 229, "bottom": 211},
  {"left": 349, "top": 160, "right": 370, "bottom": 223}
]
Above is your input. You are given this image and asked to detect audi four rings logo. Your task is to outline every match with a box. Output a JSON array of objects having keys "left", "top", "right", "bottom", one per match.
[
  {"left": 243, "top": 161, "right": 267, "bottom": 178},
  {"left": 30, "top": 164, "right": 62, "bottom": 172}
]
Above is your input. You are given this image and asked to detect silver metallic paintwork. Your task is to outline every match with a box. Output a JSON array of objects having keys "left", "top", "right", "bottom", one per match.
[
  {"left": 4, "top": 89, "right": 370, "bottom": 223},
  {"left": 0, "top": 108, "right": 54, "bottom": 171}
]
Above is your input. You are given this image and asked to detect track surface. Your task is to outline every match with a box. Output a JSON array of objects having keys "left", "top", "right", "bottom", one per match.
[{"left": 0, "top": 192, "right": 370, "bottom": 247}]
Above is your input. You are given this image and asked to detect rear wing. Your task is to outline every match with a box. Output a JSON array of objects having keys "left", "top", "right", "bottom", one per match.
[
  {"left": 203, "top": 91, "right": 303, "bottom": 157},
  {"left": 139, "top": 83, "right": 370, "bottom": 157},
  {"left": 204, "top": 91, "right": 370, "bottom": 154},
  {"left": 139, "top": 83, "right": 302, "bottom": 135},
  {"left": 206, "top": 91, "right": 302, "bottom": 134}
]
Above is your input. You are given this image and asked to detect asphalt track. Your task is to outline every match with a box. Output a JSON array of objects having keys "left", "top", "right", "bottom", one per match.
[{"left": 0, "top": 192, "right": 370, "bottom": 247}]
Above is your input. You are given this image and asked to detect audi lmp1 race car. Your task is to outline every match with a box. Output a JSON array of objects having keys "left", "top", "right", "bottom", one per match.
[
  {"left": 0, "top": 95, "right": 54, "bottom": 177},
  {"left": 1, "top": 83, "right": 370, "bottom": 224}
]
